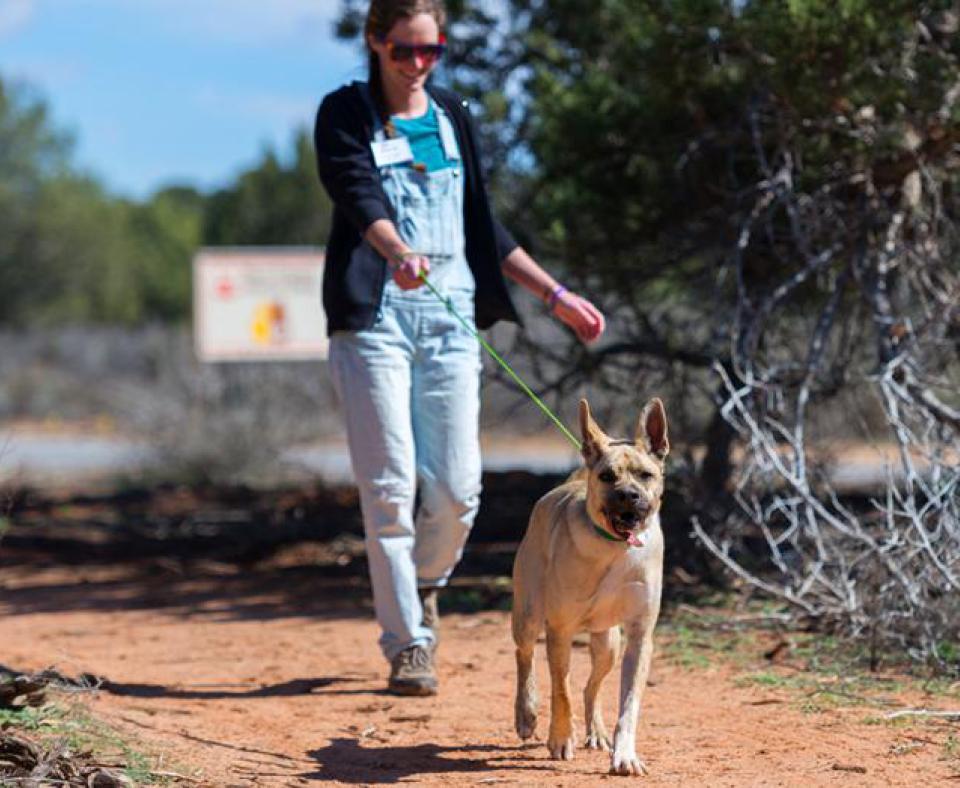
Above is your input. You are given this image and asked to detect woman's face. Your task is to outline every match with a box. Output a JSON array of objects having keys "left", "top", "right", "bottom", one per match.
[{"left": 369, "top": 13, "right": 443, "bottom": 98}]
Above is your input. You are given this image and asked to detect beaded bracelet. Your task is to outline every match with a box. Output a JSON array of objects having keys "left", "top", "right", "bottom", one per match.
[{"left": 547, "top": 284, "right": 568, "bottom": 310}]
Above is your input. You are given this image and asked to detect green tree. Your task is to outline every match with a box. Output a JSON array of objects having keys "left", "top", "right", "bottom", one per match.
[
  {"left": 504, "top": 0, "right": 959, "bottom": 487},
  {"left": 125, "top": 186, "right": 204, "bottom": 321},
  {"left": 337, "top": 1, "right": 960, "bottom": 665},
  {"left": 0, "top": 73, "right": 333, "bottom": 326},
  {"left": 0, "top": 79, "right": 72, "bottom": 322},
  {"left": 0, "top": 76, "right": 206, "bottom": 324},
  {"left": 340, "top": 0, "right": 958, "bottom": 452},
  {"left": 203, "top": 130, "right": 332, "bottom": 246},
  {"left": 28, "top": 175, "right": 132, "bottom": 323}
]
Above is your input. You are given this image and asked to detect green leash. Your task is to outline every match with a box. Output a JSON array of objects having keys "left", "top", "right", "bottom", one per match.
[
  {"left": 415, "top": 271, "right": 582, "bottom": 451},
  {"left": 416, "top": 271, "right": 628, "bottom": 542}
]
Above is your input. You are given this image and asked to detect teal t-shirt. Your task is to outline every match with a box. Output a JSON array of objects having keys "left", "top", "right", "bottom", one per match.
[{"left": 391, "top": 102, "right": 458, "bottom": 172}]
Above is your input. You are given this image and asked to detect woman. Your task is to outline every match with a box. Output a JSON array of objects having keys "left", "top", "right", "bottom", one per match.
[{"left": 314, "top": 0, "right": 605, "bottom": 696}]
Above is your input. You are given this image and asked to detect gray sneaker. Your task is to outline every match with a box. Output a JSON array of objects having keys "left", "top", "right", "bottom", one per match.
[{"left": 388, "top": 645, "right": 437, "bottom": 696}]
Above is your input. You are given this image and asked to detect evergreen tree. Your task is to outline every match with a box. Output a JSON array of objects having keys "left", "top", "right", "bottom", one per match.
[{"left": 202, "top": 130, "right": 332, "bottom": 247}]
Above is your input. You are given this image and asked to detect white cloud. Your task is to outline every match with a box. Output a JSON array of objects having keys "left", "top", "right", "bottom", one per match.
[
  {"left": 175, "top": 0, "right": 341, "bottom": 45},
  {"left": 0, "top": 0, "right": 35, "bottom": 39},
  {"left": 71, "top": 0, "right": 348, "bottom": 47},
  {"left": 193, "top": 83, "right": 316, "bottom": 127}
]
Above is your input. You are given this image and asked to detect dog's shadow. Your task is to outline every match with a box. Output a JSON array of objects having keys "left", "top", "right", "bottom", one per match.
[{"left": 303, "top": 737, "right": 546, "bottom": 783}]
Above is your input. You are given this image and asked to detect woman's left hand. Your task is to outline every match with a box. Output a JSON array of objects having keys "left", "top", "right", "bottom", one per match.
[{"left": 553, "top": 291, "right": 606, "bottom": 344}]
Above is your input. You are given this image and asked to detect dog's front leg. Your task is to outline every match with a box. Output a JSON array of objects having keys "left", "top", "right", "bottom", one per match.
[
  {"left": 610, "top": 618, "right": 654, "bottom": 776},
  {"left": 545, "top": 627, "right": 576, "bottom": 760},
  {"left": 513, "top": 620, "right": 540, "bottom": 740},
  {"left": 583, "top": 627, "right": 618, "bottom": 750}
]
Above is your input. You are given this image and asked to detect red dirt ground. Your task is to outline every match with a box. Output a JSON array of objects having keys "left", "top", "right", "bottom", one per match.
[{"left": 2, "top": 560, "right": 958, "bottom": 787}]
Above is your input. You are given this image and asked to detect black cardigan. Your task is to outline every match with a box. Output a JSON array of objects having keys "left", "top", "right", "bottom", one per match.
[{"left": 314, "top": 81, "right": 521, "bottom": 334}]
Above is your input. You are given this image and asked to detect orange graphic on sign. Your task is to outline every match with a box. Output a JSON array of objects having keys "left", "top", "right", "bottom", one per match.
[{"left": 251, "top": 301, "right": 286, "bottom": 345}]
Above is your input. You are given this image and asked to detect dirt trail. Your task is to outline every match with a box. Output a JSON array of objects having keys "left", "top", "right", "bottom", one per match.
[{"left": 1, "top": 561, "right": 957, "bottom": 787}]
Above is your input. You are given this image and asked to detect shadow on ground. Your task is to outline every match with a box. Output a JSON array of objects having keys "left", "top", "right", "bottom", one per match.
[
  {"left": 0, "top": 473, "right": 565, "bottom": 622},
  {"left": 304, "top": 739, "right": 550, "bottom": 783},
  {"left": 95, "top": 675, "right": 365, "bottom": 699},
  {"left": 0, "top": 564, "right": 377, "bottom": 621}
]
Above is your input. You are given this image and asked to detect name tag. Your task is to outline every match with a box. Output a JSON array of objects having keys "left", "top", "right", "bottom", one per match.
[{"left": 371, "top": 137, "right": 414, "bottom": 167}]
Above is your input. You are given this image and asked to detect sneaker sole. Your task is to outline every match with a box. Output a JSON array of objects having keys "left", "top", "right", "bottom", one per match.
[{"left": 387, "top": 679, "right": 438, "bottom": 697}]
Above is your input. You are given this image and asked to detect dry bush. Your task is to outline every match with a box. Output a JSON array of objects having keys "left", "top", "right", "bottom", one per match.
[
  {"left": 690, "top": 89, "right": 960, "bottom": 671},
  {"left": 0, "top": 325, "right": 342, "bottom": 485}
]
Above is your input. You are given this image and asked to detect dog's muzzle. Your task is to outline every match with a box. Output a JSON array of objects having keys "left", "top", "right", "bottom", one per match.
[{"left": 604, "top": 500, "right": 652, "bottom": 545}]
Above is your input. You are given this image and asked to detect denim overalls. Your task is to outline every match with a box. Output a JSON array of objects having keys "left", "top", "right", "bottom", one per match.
[{"left": 327, "top": 86, "right": 482, "bottom": 661}]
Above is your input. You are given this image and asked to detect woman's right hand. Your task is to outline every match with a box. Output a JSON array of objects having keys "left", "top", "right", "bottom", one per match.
[{"left": 391, "top": 252, "right": 431, "bottom": 290}]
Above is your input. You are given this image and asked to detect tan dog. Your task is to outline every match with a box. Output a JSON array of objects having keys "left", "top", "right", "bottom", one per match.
[{"left": 512, "top": 398, "right": 668, "bottom": 776}]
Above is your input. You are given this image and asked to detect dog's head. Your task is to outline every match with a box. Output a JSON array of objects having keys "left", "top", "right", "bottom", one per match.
[{"left": 578, "top": 398, "right": 669, "bottom": 546}]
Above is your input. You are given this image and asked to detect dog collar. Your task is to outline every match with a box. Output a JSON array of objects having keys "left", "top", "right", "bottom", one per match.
[{"left": 593, "top": 524, "right": 626, "bottom": 542}]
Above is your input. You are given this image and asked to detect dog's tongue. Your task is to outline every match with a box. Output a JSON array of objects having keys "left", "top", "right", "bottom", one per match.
[{"left": 627, "top": 532, "right": 644, "bottom": 547}]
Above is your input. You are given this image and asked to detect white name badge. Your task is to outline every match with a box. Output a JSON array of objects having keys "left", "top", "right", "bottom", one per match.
[{"left": 371, "top": 137, "right": 414, "bottom": 167}]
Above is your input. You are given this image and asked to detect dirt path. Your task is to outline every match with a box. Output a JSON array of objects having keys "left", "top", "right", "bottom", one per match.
[{"left": 2, "top": 562, "right": 957, "bottom": 787}]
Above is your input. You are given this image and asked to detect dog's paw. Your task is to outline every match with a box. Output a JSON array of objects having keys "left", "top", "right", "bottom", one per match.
[
  {"left": 609, "top": 750, "right": 648, "bottom": 776},
  {"left": 548, "top": 735, "right": 576, "bottom": 761},
  {"left": 515, "top": 705, "right": 537, "bottom": 740},
  {"left": 584, "top": 729, "right": 611, "bottom": 751}
]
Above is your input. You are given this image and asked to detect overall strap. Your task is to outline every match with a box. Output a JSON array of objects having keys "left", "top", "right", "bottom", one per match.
[{"left": 431, "top": 99, "right": 461, "bottom": 163}]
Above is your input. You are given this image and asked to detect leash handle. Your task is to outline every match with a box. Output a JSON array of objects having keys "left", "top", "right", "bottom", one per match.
[{"left": 415, "top": 270, "right": 582, "bottom": 451}]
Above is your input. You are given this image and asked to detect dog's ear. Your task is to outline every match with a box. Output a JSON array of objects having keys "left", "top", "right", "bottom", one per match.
[
  {"left": 579, "top": 399, "right": 609, "bottom": 465},
  {"left": 636, "top": 397, "right": 669, "bottom": 461}
]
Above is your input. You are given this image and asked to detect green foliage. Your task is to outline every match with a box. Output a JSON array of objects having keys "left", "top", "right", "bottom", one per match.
[
  {"left": 0, "top": 74, "right": 331, "bottom": 326},
  {"left": 517, "top": 0, "right": 955, "bottom": 289},
  {"left": 6, "top": 0, "right": 959, "bottom": 335},
  {"left": 0, "top": 703, "right": 49, "bottom": 732},
  {"left": 935, "top": 639, "right": 960, "bottom": 666},
  {"left": 0, "top": 700, "right": 171, "bottom": 784},
  {"left": 0, "top": 81, "right": 71, "bottom": 323},
  {"left": 26, "top": 175, "right": 130, "bottom": 323},
  {"left": 0, "top": 79, "right": 70, "bottom": 187},
  {"left": 127, "top": 186, "right": 204, "bottom": 321},
  {"left": 334, "top": 1, "right": 958, "bottom": 353},
  {"left": 2, "top": 171, "right": 203, "bottom": 325},
  {"left": 203, "top": 130, "right": 332, "bottom": 247}
]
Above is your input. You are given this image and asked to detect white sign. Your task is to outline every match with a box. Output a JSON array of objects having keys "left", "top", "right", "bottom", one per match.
[{"left": 193, "top": 247, "right": 327, "bottom": 362}]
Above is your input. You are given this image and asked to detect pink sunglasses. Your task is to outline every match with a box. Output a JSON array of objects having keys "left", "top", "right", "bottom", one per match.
[{"left": 379, "top": 33, "right": 447, "bottom": 64}]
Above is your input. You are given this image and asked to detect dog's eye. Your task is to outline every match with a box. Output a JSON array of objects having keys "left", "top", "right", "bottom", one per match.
[
  {"left": 639, "top": 471, "right": 655, "bottom": 482},
  {"left": 598, "top": 470, "right": 616, "bottom": 483}
]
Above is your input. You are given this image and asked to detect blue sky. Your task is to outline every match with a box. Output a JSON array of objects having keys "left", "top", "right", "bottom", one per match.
[{"left": 0, "top": 0, "right": 365, "bottom": 199}]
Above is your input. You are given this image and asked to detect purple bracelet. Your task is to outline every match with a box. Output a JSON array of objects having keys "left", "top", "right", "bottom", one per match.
[{"left": 547, "top": 284, "right": 568, "bottom": 310}]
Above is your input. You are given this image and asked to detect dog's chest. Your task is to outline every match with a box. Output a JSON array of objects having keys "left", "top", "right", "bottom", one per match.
[{"left": 581, "top": 552, "right": 656, "bottom": 631}]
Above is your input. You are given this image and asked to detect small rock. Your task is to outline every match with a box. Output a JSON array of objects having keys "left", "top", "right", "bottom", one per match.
[{"left": 87, "top": 768, "right": 135, "bottom": 787}]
